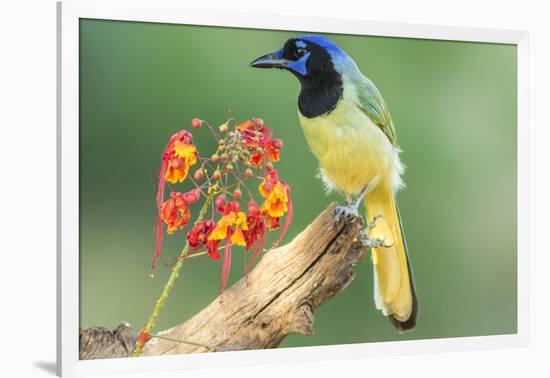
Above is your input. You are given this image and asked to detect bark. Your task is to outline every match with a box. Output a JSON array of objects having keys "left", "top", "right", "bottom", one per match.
[{"left": 79, "top": 203, "right": 367, "bottom": 359}]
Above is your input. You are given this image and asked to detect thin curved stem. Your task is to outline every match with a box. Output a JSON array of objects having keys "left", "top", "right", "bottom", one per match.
[{"left": 132, "top": 194, "right": 214, "bottom": 357}]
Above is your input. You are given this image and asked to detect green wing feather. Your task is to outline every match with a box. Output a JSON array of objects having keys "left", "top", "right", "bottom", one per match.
[{"left": 356, "top": 75, "right": 398, "bottom": 146}]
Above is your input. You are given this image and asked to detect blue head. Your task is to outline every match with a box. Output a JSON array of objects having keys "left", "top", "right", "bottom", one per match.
[
  {"left": 250, "top": 35, "right": 354, "bottom": 79},
  {"left": 251, "top": 35, "right": 357, "bottom": 118}
]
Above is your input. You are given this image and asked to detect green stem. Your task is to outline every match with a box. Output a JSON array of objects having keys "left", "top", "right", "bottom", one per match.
[{"left": 132, "top": 193, "right": 214, "bottom": 357}]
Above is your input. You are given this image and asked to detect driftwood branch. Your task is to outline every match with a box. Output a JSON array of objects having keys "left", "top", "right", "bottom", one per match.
[{"left": 80, "top": 203, "right": 367, "bottom": 359}]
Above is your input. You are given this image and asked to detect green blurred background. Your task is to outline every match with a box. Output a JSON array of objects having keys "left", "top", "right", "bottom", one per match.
[{"left": 79, "top": 19, "right": 517, "bottom": 348}]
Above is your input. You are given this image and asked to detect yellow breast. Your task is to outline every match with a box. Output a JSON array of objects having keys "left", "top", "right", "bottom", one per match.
[{"left": 297, "top": 83, "right": 402, "bottom": 195}]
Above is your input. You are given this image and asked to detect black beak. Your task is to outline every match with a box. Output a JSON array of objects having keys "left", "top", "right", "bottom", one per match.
[{"left": 250, "top": 52, "right": 288, "bottom": 69}]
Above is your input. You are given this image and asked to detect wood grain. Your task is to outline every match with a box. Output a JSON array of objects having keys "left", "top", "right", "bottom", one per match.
[{"left": 79, "top": 203, "right": 367, "bottom": 359}]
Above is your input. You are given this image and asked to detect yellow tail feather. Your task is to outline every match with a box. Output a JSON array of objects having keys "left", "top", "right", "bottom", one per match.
[{"left": 365, "top": 185, "right": 417, "bottom": 331}]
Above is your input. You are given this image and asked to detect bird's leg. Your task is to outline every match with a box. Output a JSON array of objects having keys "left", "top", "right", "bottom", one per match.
[
  {"left": 351, "top": 184, "right": 370, "bottom": 211},
  {"left": 333, "top": 185, "right": 370, "bottom": 223},
  {"left": 345, "top": 193, "right": 353, "bottom": 206}
]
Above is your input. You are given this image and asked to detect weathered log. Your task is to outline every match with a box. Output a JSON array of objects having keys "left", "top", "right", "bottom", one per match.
[{"left": 79, "top": 203, "right": 367, "bottom": 359}]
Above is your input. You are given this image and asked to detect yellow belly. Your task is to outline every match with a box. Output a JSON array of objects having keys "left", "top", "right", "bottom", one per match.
[{"left": 298, "top": 101, "right": 401, "bottom": 195}]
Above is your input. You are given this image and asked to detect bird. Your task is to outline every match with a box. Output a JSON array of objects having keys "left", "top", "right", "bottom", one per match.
[{"left": 250, "top": 35, "right": 417, "bottom": 331}]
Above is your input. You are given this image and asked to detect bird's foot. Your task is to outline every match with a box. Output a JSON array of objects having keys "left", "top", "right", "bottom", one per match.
[
  {"left": 334, "top": 186, "right": 370, "bottom": 224},
  {"left": 332, "top": 204, "right": 360, "bottom": 223},
  {"left": 358, "top": 229, "right": 394, "bottom": 249},
  {"left": 358, "top": 216, "right": 393, "bottom": 249}
]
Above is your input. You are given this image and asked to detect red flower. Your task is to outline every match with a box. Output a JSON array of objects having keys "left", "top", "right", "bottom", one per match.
[
  {"left": 186, "top": 220, "right": 221, "bottom": 260},
  {"left": 264, "top": 136, "right": 282, "bottom": 163},
  {"left": 243, "top": 200, "right": 266, "bottom": 250},
  {"left": 265, "top": 215, "right": 280, "bottom": 230},
  {"left": 236, "top": 119, "right": 282, "bottom": 167},
  {"left": 160, "top": 192, "right": 191, "bottom": 234},
  {"left": 243, "top": 200, "right": 267, "bottom": 277},
  {"left": 249, "top": 150, "right": 264, "bottom": 168},
  {"left": 236, "top": 120, "right": 263, "bottom": 148},
  {"left": 187, "top": 220, "right": 214, "bottom": 248},
  {"left": 206, "top": 239, "right": 221, "bottom": 261}
]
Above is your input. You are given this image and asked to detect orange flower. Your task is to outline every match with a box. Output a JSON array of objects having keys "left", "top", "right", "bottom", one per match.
[
  {"left": 260, "top": 181, "right": 289, "bottom": 218},
  {"left": 265, "top": 138, "right": 282, "bottom": 162},
  {"left": 208, "top": 206, "right": 249, "bottom": 246},
  {"left": 249, "top": 150, "right": 264, "bottom": 168},
  {"left": 207, "top": 201, "right": 250, "bottom": 298},
  {"left": 258, "top": 169, "right": 293, "bottom": 247},
  {"left": 258, "top": 169, "right": 279, "bottom": 196},
  {"left": 165, "top": 141, "right": 197, "bottom": 183},
  {"left": 160, "top": 192, "right": 191, "bottom": 234}
]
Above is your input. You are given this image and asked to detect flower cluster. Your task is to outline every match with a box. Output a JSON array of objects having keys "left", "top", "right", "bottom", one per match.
[{"left": 152, "top": 117, "right": 292, "bottom": 296}]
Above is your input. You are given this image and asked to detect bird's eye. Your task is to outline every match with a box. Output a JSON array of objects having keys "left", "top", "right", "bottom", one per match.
[{"left": 295, "top": 47, "right": 307, "bottom": 58}]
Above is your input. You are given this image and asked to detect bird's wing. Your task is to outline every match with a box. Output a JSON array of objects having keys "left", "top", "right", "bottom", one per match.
[{"left": 356, "top": 75, "right": 398, "bottom": 146}]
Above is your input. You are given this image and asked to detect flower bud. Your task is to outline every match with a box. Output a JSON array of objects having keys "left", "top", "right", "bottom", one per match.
[
  {"left": 233, "top": 188, "right": 242, "bottom": 199},
  {"left": 254, "top": 118, "right": 264, "bottom": 128},
  {"left": 193, "top": 168, "right": 204, "bottom": 181},
  {"left": 212, "top": 169, "right": 222, "bottom": 180},
  {"left": 218, "top": 144, "right": 226, "bottom": 152},
  {"left": 191, "top": 118, "right": 202, "bottom": 129},
  {"left": 248, "top": 200, "right": 260, "bottom": 216},
  {"left": 220, "top": 153, "right": 229, "bottom": 162},
  {"left": 215, "top": 194, "right": 226, "bottom": 209},
  {"left": 211, "top": 154, "right": 220, "bottom": 162},
  {"left": 271, "top": 138, "right": 283, "bottom": 149},
  {"left": 228, "top": 201, "right": 240, "bottom": 212},
  {"left": 184, "top": 189, "right": 200, "bottom": 204},
  {"left": 245, "top": 168, "right": 253, "bottom": 178},
  {"left": 266, "top": 162, "right": 274, "bottom": 171},
  {"left": 225, "top": 163, "right": 234, "bottom": 173},
  {"left": 219, "top": 123, "right": 228, "bottom": 133}
]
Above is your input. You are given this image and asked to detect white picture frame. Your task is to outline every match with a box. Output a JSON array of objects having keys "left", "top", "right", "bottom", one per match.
[{"left": 57, "top": 0, "right": 529, "bottom": 376}]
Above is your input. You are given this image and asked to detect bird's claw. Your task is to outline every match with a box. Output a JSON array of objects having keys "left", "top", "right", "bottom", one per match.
[
  {"left": 365, "top": 237, "right": 394, "bottom": 249},
  {"left": 358, "top": 228, "right": 393, "bottom": 249},
  {"left": 332, "top": 204, "right": 359, "bottom": 223}
]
